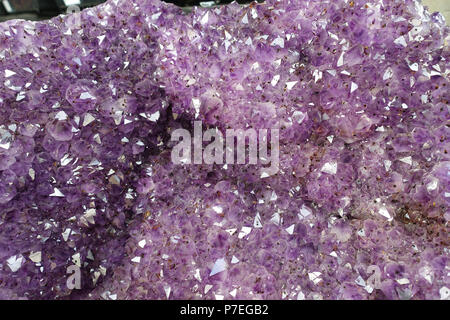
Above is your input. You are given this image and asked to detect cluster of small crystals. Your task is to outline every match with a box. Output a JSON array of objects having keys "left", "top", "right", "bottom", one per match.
[{"left": 0, "top": 0, "right": 449, "bottom": 300}]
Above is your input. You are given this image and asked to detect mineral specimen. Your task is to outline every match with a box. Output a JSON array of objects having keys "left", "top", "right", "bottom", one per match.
[{"left": 0, "top": 0, "right": 448, "bottom": 300}]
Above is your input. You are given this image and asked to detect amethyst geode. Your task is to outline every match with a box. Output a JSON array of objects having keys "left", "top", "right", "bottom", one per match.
[{"left": 0, "top": 0, "right": 449, "bottom": 300}]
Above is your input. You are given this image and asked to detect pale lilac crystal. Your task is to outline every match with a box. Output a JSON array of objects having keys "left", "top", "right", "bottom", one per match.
[{"left": 0, "top": 0, "right": 448, "bottom": 300}]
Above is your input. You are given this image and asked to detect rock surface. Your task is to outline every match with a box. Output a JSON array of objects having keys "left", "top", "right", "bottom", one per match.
[{"left": 0, "top": 0, "right": 448, "bottom": 299}]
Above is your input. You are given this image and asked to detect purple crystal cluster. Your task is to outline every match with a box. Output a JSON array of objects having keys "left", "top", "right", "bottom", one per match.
[{"left": 0, "top": 0, "right": 449, "bottom": 300}]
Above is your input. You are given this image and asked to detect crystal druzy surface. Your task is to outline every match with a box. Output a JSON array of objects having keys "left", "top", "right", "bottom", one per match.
[{"left": 0, "top": 0, "right": 449, "bottom": 300}]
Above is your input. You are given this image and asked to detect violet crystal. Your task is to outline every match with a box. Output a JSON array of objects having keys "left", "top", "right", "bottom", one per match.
[{"left": 0, "top": 0, "right": 449, "bottom": 300}]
